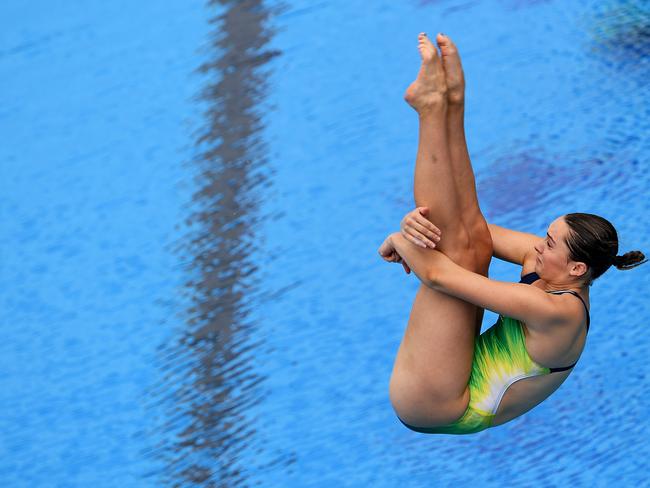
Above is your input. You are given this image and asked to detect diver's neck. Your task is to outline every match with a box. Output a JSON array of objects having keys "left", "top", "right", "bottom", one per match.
[{"left": 543, "top": 279, "right": 588, "bottom": 296}]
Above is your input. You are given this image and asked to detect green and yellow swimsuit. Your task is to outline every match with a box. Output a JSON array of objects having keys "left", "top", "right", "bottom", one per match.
[{"left": 399, "top": 272, "right": 590, "bottom": 435}]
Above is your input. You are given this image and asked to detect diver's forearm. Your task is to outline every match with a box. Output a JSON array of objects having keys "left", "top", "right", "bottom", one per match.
[{"left": 390, "top": 233, "right": 440, "bottom": 286}]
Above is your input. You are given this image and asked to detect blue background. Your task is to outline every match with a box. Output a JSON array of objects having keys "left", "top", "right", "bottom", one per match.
[{"left": 1, "top": 0, "right": 649, "bottom": 485}]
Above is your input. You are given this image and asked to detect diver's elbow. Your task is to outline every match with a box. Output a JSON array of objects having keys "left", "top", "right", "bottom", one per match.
[{"left": 424, "top": 266, "right": 442, "bottom": 291}]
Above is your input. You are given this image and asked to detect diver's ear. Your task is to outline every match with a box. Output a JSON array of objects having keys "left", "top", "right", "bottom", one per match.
[{"left": 569, "top": 261, "right": 588, "bottom": 279}]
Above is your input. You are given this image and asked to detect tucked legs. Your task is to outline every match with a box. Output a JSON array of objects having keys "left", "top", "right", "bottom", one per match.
[
  {"left": 436, "top": 33, "right": 493, "bottom": 336},
  {"left": 389, "top": 33, "right": 493, "bottom": 428}
]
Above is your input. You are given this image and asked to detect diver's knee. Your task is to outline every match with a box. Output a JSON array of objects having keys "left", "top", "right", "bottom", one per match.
[
  {"left": 438, "top": 226, "right": 473, "bottom": 266},
  {"left": 468, "top": 218, "right": 492, "bottom": 248},
  {"left": 467, "top": 221, "right": 492, "bottom": 270}
]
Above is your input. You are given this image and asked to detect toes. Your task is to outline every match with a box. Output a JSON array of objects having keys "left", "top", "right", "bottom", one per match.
[
  {"left": 418, "top": 35, "right": 437, "bottom": 54},
  {"left": 436, "top": 33, "right": 457, "bottom": 55}
]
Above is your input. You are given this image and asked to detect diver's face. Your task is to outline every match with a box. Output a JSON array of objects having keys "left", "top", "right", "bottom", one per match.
[{"left": 534, "top": 216, "right": 573, "bottom": 280}]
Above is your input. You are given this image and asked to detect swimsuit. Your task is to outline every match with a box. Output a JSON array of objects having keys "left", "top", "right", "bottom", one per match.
[{"left": 398, "top": 271, "right": 590, "bottom": 435}]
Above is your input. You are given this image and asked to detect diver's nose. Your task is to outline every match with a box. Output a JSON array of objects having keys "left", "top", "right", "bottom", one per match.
[{"left": 534, "top": 240, "right": 543, "bottom": 254}]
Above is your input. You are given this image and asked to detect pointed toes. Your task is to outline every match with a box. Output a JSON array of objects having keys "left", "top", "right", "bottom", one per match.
[{"left": 436, "top": 33, "right": 457, "bottom": 54}]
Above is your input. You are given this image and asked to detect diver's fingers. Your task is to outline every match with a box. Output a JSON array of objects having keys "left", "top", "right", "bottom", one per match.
[
  {"left": 414, "top": 210, "right": 442, "bottom": 237},
  {"left": 408, "top": 220, "right": 440, "bottom": 248},
  {"left": 402, "top": 225, "right": 434, "bottom": 249}
]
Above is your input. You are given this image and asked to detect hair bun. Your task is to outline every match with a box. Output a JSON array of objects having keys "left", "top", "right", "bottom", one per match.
[{"left": 614, "top": 250, "right": 648, "bottom": 270}]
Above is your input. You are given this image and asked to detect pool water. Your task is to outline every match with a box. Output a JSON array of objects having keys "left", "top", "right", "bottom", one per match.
[{"left": 2, "top": 0, "right": 649, "bottom": 485}]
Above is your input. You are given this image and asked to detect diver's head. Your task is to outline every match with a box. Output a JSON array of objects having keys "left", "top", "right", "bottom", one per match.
[{"left": 534, "top": 213, "right": 647, "bottom": 288}]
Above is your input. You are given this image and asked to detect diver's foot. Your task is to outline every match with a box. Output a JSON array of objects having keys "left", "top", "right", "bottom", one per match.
[
  {"left": 436, "top": 33, "right": 465, "bottom": 105},
  {"left": 404, "top": 33, "right": 447, "bottom": 113}
]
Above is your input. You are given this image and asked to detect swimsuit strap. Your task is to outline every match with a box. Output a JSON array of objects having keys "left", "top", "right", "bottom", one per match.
[
  {"left": 519, "top": 271, "right": 540, "bottom": 285},
  {"left": 519, "top": 272, "right": 590, "bottom": 330},
  {"left": 545, "top": 290, "right": 590, "bottom": 331},
  {"left": 544, "top": 290, "right": 590, "bottom": 373},
  {"left": 547, "top": 363, "right": 576, "bottom": 373},
  {"left": 519, "top": 272, "right": 590, "bottom": 373}
]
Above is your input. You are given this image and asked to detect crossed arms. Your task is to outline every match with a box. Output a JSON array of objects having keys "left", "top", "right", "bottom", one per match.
[{"left": 378, "top": 211, "right": 562, "bottom": 330}]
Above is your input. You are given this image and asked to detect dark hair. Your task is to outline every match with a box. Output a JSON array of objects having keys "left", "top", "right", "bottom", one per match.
[{"left": 563, "top": 213, "right": 647, "bottom": 287}]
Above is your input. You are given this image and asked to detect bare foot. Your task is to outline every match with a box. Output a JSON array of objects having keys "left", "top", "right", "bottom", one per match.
[
  {"left": 404, "top": 33, "right": 447, "bottom": 113},
  {"left": 436, "top": 33, "right": 465, "bottom": 105}
]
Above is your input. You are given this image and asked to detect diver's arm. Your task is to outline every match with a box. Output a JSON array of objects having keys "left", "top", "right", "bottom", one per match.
[
  {"left": 390, "top": 233, "right": 564, "bottom": 329},
  {"left": 487, "top": 223, "right": 542, "bottom": 266},
  {"left": 379, "top": 233, "right": 431, "bottom": 283}
]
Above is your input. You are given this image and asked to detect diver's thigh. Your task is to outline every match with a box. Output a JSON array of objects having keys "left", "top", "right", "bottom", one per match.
[{"left": 390, "top": 283, "right": 476, "bottom": 422}]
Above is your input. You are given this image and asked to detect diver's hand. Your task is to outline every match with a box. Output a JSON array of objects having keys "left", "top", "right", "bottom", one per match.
[
  {"left": 400, "top": 207, "right": 441, "bottom": 249},
  {"left": 378, "top": 234, "right": 411, "bottom": 274}
]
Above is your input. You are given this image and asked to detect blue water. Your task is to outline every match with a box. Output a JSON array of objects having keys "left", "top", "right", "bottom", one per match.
[{"left": 2, "top": 0, "right": 649, "bottom": 486}]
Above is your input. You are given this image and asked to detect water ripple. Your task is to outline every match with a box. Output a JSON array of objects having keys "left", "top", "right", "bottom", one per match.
[{"left": 142, "top": 1, "right": 289, "bottom": 486}]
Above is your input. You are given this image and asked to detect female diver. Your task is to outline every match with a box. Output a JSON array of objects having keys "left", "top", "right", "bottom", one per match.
[{"left": 378, "top": 32, "right": 647, "bottom": 434}]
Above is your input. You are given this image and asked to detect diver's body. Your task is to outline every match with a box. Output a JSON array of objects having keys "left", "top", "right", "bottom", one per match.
[{"left": 378, "top": 33, "right": 643, "bottom": 434}]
